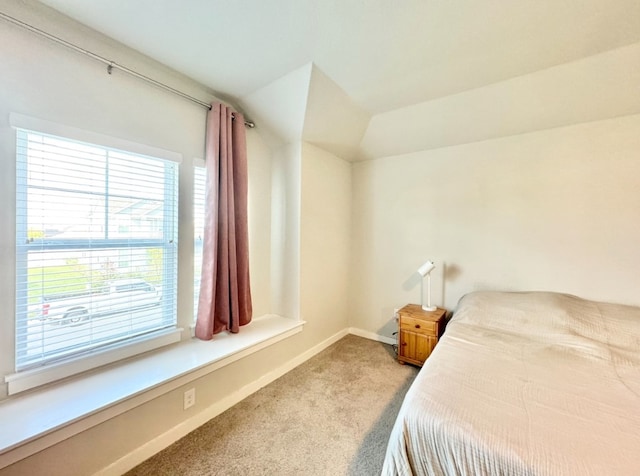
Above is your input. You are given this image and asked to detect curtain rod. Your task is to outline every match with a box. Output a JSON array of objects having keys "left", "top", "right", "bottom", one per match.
[{"left": 0, "top": 10, "right": 256, "bottom": 128}]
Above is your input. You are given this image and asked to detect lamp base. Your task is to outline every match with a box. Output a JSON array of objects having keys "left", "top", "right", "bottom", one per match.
[{"left": 421, "top": 305, "right": 437, "bottom": 312}]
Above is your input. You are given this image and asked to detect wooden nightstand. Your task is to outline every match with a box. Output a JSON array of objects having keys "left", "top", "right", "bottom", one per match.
[{"left": 397, "top": 304, "right": 446, "bottom": 367}]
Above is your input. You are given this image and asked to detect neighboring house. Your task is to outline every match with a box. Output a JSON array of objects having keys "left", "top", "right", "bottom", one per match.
[{"left": 29, "top": 197, "right": 164, "bottom": 274}]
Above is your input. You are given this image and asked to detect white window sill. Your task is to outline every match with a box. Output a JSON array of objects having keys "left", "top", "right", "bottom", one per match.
[{"left": 0, "top": 314, "right": 304, "bottom": 469}]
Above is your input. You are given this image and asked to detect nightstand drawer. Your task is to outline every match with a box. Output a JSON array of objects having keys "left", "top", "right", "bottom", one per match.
[{"left": 400, "top": 316, "right": 437, "bottom": 334}]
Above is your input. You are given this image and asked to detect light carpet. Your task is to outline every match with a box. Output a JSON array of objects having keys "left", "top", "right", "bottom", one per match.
[{"left": 125, "top": 334, "right": 418, "bottom": 476}]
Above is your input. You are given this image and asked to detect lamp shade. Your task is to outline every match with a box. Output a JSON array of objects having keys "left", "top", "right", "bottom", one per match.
[{"left": 417, "top": 260, "right": 435, "bottom": 277}]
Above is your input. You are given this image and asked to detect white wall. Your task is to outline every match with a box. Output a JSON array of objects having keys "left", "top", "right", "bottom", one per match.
[
  {"left": 300, "top": 143, "right": 351, "bottom": 340},
  {"left": 351, "top": 46, "right": 640, "bottom": 337},
  {"left": 246, "top": 132, "right": 273, "bottom": 315},
  {"left": 270, "top": 142, "right": 301, "bottom": 319}
]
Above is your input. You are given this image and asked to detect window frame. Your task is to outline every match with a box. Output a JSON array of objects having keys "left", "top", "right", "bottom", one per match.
[
  {"left": 193, "top": 158, "right": 206, "bottom": 324},
  {"left": 6, "top": 113, "right": 184, "bottom": 395}
]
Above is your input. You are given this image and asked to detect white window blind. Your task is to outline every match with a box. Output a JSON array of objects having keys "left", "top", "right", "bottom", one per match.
[
  {"left": 193, "top": 163, "right": 206, "bottom": 320},
  {"left": 15, "top": 129, "right": 179, "bottom": 372}
]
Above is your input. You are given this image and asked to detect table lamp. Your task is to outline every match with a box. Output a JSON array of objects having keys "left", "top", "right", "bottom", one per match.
[{"left": 417, "top": 260, "right": 436, "bottom": 311}]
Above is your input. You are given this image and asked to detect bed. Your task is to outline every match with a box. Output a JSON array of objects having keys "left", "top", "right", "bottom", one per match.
[{"left": 382, "top": 291, "right": 640, "bottom": 475}]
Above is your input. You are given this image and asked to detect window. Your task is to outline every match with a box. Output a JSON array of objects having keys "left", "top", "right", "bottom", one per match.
[
  {"left": 14, "top": 129, "right": 179, "bottom": 377},
  {"left": 193, "top": 162, "right": 206, "bottom": 320}
]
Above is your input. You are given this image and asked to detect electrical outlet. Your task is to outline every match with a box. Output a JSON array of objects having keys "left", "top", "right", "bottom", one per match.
[{"left": 183, "top": 388, "right": 196, "bottom": 410}]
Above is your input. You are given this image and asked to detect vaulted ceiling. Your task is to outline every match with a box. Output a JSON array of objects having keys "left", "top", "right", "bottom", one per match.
[{"left": 37, "top": 0, "right": 640, "bottom": 159}]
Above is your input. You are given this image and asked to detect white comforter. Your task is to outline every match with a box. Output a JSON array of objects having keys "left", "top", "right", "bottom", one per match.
[{"left": 382, "top": 291, "right": 640, "bottom": 475}]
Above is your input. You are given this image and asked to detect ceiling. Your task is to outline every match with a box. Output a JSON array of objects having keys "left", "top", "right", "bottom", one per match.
[{"left": 38, "top": 0, "right": 640, "bottom": 116}]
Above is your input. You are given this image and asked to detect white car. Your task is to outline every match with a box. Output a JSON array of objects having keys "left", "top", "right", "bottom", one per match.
[{"left": 40, "top": 278, "right": 161, "bottom": 325}]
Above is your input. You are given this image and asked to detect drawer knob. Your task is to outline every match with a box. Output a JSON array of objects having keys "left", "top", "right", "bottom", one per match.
[{"left": 415, "top": 324, "right": 420, "bottom": 329}]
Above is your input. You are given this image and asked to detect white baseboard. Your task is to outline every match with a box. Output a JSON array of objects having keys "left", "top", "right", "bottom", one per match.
[
  {"left": 96, "top": 327, "right": 350, "bottom": 476},
  {"left": 349, "top": 327, "right": 396, "bottom": 346}
]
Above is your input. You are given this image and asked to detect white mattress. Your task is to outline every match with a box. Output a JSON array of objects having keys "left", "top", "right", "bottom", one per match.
[{"left": 382, "top": 291, "right": 640, "bottom": 475}]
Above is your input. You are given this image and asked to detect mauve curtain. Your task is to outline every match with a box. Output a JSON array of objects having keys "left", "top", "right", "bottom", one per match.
[{"left": 195, "top": 103, "right": 252, "bottom": 340}]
